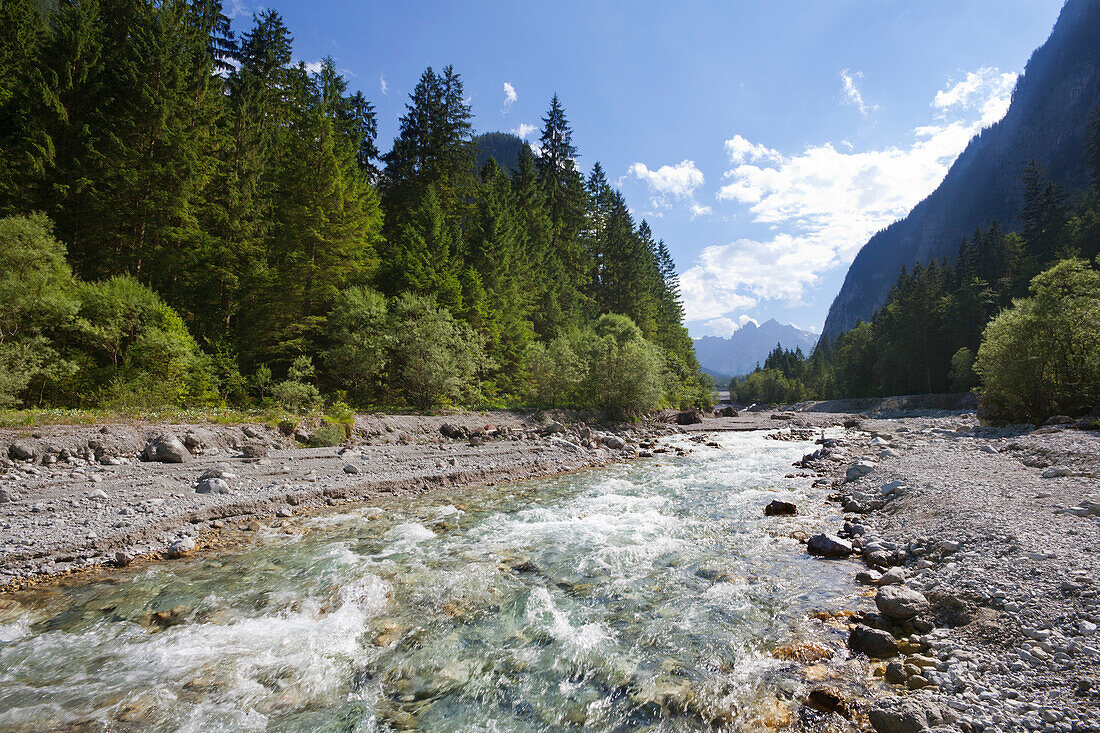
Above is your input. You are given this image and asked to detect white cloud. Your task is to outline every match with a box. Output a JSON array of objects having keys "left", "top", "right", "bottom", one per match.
[
  {"left": 683, "top": 67, "right": 1017, "bottom": 325},
  {"left": 724, "top": 134, "right": 781, "bottom": 164},
  {"left": 628, "top": 160, "right": 705, "bottom": 198},
  {"left": 690, "top": 202, "right": 713, "bottom": 218},
  {"left": 933, "top": 67, "right": 1017, "bottom": 126},
  {"left": 705, "top": 315, "right": 758, "bottom": 338},
  {"left": 302, "top": 60, "right": 323, "bottom": 75},
  {"left": 380, "top": 73, "right": 389, "bottom": 95},
  {"left": 840, "top": 69, "right": 877, "bottom": 116},
  {"left": 503, "top": 82, "right": 517, "bottom": 108},
  {"left": 512, "top": 122, "right": 536, "bottom": 139}
]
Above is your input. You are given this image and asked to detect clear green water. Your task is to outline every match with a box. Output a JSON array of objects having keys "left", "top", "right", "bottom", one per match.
[{"left": 0, "top": 431, "right": 856, "bottom": 732}]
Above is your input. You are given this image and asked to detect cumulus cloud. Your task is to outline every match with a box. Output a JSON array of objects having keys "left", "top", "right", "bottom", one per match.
[
  {"left": 690, "top": 202, "right": 713, "bottom": 218},
  {"left": 503, "top": 82, "right": 517, "bottom": 108},
  {"left": 705, "top": 315, "right": 759, "bottom": 338},
  {"left": 840, "top": 69, "right": 877, "bottom": 116},
  {"left": 724, "top": 134, "right": 781, "bottom": 165},
  {"left": 512, "top": 122, "right": 536, "bottom": 139},
  {"left": 302, "top": 60, "right": 323, "bottom": 75},
  {"left": 682, "top": 67, "right": 1018, "bottom": 325},
  {"left": 933, "top": 67, "right": 1017, "bottom": 126},
  {"left": 380, "top": 73, "right": 389, "bottom": 95},
  {"left": 629, "top": 160, "right": 704, "bottom": 198}
]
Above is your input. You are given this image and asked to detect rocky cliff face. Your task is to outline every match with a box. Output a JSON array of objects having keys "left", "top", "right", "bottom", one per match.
[{"left": 821, "top": 0, "right": 1100, "bottom": 340}]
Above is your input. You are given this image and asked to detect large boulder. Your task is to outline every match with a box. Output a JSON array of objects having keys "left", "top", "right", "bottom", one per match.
[
  {"left": 8, "top": 441, "right": 37, "bottom": 462},
  {"left": 676, "top": 409, "right": 704, "bottom": 425},
  {"left": 142, "top": 434, "right": 193, "bottom": 464},
  {"left": 848, "top": 624, "right": 898, "bottom": 659},
  {"left": 716, "top": 405, "right": 739, "bottom": 418},
  {"left": 876, "top": 586, "right": 930, "bottom": 621},
  {"left": 440, "top": 423, "right": 466, "bottom": 439},
  {"left": 602, "top": 434, "right": 626, "bottom": 450},
  {"left": 868, "top": 698, "right": 947, "bottom": 733},
  {"left": 195, "top": 478, "right": 230, "bottom": 494},
  {"left": 845, "top": 460, "right": 875, "bottom": 482},
  {"left": 541, "top": 421, "right": 567, "bottom": 436},
  {"left": 807, "top": 533, "right": 853, "bottom": 557}
]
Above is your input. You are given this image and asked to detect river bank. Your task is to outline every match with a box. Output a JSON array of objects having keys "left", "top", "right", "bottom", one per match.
[
  {"left": 0, "top": 411, "right": 686, "bottom": 590},
  {"left": 801, "top": 412, "right": 1100, "bottom": 733}
]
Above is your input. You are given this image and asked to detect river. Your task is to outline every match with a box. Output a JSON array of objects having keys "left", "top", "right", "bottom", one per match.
[{"left": 0, "top": 429, "right": 858, "bottom": 732}]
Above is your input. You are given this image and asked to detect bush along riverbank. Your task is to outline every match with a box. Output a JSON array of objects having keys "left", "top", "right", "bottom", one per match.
[{"left": 793, "top": 412, "right": 1100, "bottom": 733}]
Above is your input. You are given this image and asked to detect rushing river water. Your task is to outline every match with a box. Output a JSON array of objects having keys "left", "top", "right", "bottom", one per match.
[{"left": 0, "top": 431, "right": 859, "bottom": 732}]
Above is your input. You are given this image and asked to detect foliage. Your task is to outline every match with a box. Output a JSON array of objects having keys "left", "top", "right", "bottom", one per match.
[
  {"left": 0, "top": 5, "right": 710, "bottom": 415},
  {"left": 272, "top": 356, "right": 323, "bottom": 413},
  {"left": 308, "top": 420, "right": 348, "bottom": 447},
  {"left": 975, "top": 258, "right": 1100, "bottom": 422}
]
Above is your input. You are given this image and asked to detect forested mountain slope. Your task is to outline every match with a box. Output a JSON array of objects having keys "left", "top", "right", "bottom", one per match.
[
  {"left": 821, "top": 0, "right": 1100, "bottom": 339},
  {"left": 694, "top": 319, "right": 817, "bottom": 379}
]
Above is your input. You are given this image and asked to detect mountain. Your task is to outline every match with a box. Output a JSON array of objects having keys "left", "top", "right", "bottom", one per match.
[
  {"left": 694, "top": 319, "right": 818, "bottom": 380},
  {"left": 821, "top": 0, "right": 1100, "bottom": 340},
  {"left": 473, "top": 132, "right": 527, "bottom": 173}
]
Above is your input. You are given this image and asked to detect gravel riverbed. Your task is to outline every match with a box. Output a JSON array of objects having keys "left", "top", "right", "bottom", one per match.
[{"left": 802, "top": 412, "right": 1100, "bottom": 733}]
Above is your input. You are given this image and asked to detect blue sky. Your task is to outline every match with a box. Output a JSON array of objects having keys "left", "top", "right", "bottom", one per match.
[{"left": 232, "top": 0, "right": 1066, "bottom": 336}]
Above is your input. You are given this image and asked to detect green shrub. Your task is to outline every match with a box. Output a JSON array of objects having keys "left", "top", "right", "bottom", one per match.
[
  {"left": 308, "top": 421, "right": 347, "bottom": 447},
  {"left": 0, "top": 214, "right": 80, "bottom": 407},
  {"left": 948, "top": 347, "right": 978, "bottom": 393},
  {"left": 272, "top": 356, "right": 322, "bottom": 413},
  {"left": 323, "top": 286, "right": 388, "bottom": 404},
  {"left": 388, "top": 292, "right": 487, "bottom": 410},
  {"left": 975, "top": 258, "right": 1100, "bottom": 422}
]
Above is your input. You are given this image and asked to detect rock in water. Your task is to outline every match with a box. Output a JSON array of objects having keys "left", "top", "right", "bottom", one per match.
[
  {"left": 876, "top": 586, "right": 930, "bottom": 620},
  {"left": 142, "top": 434, "right": 193, "bottom": 464},
  {"left": 807, "top": 533, "right": 853, "bottom": 557},
  {"left": 764, "top": 500, "right": 797, "bottom": 516},
  {"left": 848, "top": 624, "right": 899, "bottom": 658}
]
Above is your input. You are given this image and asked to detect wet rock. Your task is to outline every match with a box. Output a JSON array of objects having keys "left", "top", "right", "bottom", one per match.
[
  {"left": 764, "top": 500, "right": 797, "bottom": 516},
  {"left": 807, "top": 533, "right": 853, "bottom": 557},
  {"left": 884, "top": 661, "right": 907, "bottom": 684},
  {"left": 806, "top": 687, "right": 856, "bottom": 719},
  {"left": 149, "top": 605, "right": 189, "bottom": 628},
  {"left": 114, "top": 551, "right": 132, "bottom": 567},
  {"left": 195, "top": 478, "right": 230, "bottom": 494},
  {"left": 876, "top": 586, "right": 929, "bottom": 621},
  {"left": 849, "top": 624, "right": 899, "bottom": 658},
  {"left": 142, "top": 434, "right": 193, "bottom": 464},
  {"left": 9, "top": 441, "right": 37, "bottom": 461},
  {"left": 165, "top": 537, "right": 196, "bottom": 558}
]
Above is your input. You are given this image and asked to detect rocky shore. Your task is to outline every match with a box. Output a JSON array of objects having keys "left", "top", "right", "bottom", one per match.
[
  {"left": 794, "top": 412, "right": 1100, "bottom": 733},
  {"left": 0, "top": 411, "right": 680, "bottom": 589}
]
